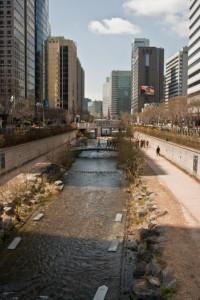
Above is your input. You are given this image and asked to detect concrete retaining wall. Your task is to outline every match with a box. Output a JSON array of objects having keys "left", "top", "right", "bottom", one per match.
[
  {"left": 0, "top": 131, "right": 77, "bottom": 176},
  {"left": 135, "top": 132, "right": 200, "bottom": 180}
]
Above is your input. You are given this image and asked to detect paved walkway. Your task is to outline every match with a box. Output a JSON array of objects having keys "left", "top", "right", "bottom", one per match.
[{"left": 144, "top": 147, "right": 200, "bottom": 227}]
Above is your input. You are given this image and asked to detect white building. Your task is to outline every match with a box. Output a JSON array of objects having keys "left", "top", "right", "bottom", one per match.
[
  {"left": 165, "top": 47, "right": 188, "bottom": 101},
  {"left": 103, "top": 77, "right": 111, "bottom": 118},
  {"left": 188, "top": 0, "right": 200, "bottom": 96}
]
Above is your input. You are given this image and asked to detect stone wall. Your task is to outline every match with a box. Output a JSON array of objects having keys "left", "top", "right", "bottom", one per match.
[
  {"left": 0, "top": 131, "right": 77, "bottom": 176},
  {"left": 135, "top": 132, "right": 200, "bottom": 180}
]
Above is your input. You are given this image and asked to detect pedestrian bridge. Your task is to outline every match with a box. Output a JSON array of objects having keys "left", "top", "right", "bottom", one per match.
[{"left": 72, "top": 145, "right": 118, "bottom": 152}]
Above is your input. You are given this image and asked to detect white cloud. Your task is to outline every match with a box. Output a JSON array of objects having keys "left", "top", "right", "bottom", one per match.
[
  {"left": 123, "top": 0, "right": 189, "bottom": 37},
  {"left": 88, "top": 17, "right": 140, "bottom": 35}
]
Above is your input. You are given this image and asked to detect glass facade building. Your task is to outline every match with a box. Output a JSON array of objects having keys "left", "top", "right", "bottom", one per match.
[
  {"left": 25, "top": 0, "right": 35, "bottom": 104},
  {"left": 0, "top": 0, "right": 26, "bottom": 114},
  {"left": 0, "top": 0, "right": 37, "bottom": 118},
  {"left": 35, "top": 0, "right": 50, "bottom": 104},
  {"left": 111, "top": 71, "right": 132, "bottom": 118}
]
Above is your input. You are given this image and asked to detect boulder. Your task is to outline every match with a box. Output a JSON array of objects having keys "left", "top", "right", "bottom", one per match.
[
  {"left": 138, "top": 208, "right": 148, "bottom": 218},
  {"left": 126, "top": 239, "right": 138, "bottom": 251},
  {"left": 147, "top": 276, "right": 160, "bottom": 287},
  {"left": 133, "top": 261, "right": 147, "bottom": 278},
  {"left": 26, "top": 174, "right": 38, "bottom": 183},
  {"left": 162, "top": 267, "right": 176, "bottom": 289},
  {"left": 133, "top": 279, "right": 160, "bottom": 298},
  {"left": 54, "top": 180, "right": 63, "bottom": 186},
  {"left": 146, "top": 260, "right": 162, "bottom": 277}
]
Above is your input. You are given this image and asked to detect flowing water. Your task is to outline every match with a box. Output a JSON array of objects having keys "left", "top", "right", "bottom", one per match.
[{"left": 0, "top": 148, "right": 127, "bottom": 300}]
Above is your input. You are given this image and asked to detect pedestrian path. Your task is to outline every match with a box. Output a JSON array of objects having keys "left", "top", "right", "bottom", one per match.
[{"left": 144, "top": 147, "right": 200, "bottom": 227}]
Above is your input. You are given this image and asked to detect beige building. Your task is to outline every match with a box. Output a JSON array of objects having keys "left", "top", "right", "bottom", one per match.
[{"left": 47, "top": 37, "right": 78, "bottom": 117}]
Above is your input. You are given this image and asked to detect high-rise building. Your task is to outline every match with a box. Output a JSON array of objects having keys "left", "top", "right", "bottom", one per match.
[
  {"left": 35, "top": 0, "right": 50, "bottom": 105},
  {"left": 188, "top": 0, "right": 200, "bottom": 96},
  {"left": 165, "top": 47, "right": 188, "bottom": 102},
  {"left": 25, "top": 0, "right": 35, "bottom": 105},
  {"left": 77, "top": 58, "right": 85, "bottom": 116},
  {"left": 103, "top": 77, "right": 111, "bottom": 118},
  {"left": 131, "top": 38, "right": 150, "bottom": 113},
  {"left": 132, "top": 46, "right": 164, "bottom": 113},
  {"left": 0, "top": 0, "right": 36, "bottom": 118},
  {"left": 47, "top": 37, "right": 78, "bottom": 117},
  {"left": 110, "top": 71, "right": 131, "bottom": 119},
  {"left": 88, "top": 100, "right": 103, "bottom": 119}
]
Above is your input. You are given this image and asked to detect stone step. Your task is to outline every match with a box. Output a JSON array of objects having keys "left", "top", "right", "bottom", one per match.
[
  {"left": 93, "top": 285, "right": 108, "bottom": 300},
  {"left": 8, "top": 237, "right": 22, "bottom": 250},
  {"left": 115, "top": 213, "right": 123, "bottom": 222},
  {"left": 108, "top": 240, "right": 119, "bottom": 252},
  {"left": 33, "top": 213, "right": 44, "bottom": 221}
]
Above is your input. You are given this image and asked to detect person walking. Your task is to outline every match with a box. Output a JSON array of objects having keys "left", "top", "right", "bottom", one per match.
[{"left": 156, "top": 146, "right": 160, "bottom": 156}]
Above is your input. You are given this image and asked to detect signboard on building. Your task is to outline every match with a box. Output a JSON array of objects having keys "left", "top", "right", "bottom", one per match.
[{"left": 140, "top": 85, "right": 155, "bottom": 95}]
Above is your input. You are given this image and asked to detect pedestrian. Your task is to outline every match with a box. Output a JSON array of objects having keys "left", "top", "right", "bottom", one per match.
[
  {"left": 146, "top": 140, "right": 149, "bottom": 148},
  {"left": 156, "top": 146, "right": 160, "bottom": 156}
]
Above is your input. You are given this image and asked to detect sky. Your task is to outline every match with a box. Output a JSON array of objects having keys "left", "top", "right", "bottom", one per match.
[{"left": 49, "top": 0, "right": 189, "bottom": 100}]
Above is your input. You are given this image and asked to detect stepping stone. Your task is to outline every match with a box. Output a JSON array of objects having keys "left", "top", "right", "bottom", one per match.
[
  {"left": 33, "top": 213, "right": 44, "bottom": 221},
  {"left": 115, "top": 213, "right": 123, "bottom": 223},
  {"left": 8, "top": 237, "right": 22, "bottom": 250},
  {"left": 108, "top": 240, "right": 119, "bottom": 252},
  {"left": 93, "top": 285, "right": 108, "bottom": 300}
]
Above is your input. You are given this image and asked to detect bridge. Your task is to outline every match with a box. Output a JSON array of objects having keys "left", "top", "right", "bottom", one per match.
[
  {"left": 76, "top": 120, "right": 123, "bottom": 136},
  {"left": 72, "top": 145, "right": 117, "bottom": 152}
]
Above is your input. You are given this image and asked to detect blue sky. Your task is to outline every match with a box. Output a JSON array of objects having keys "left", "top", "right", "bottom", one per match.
[{"left": 49, "top": 0, "right": 188, "bottom": 100}]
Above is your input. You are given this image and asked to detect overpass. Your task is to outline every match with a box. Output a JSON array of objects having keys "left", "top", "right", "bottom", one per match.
[
  {"left": 72, "top": 145, "right": 117, "bottom": 152},
  {"left": 76, "top": 120, "right": 123, "bottom": 136}
]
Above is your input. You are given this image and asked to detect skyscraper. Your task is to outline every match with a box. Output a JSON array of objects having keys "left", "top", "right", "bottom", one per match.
[
  {"left": 35, "top": 0, "right": 50, "bottom": 105},
  {"left": 132, "top": 46, "right": 164, "bottom": 113},
  {"left": 188, "top": 0, "right": 200, "bottom": 96},
  {"left": 25, "top": 0, "right": 35, "bottom": 104},
  {"left": 111, "top": 71, "right": 131, "bottom": 119},
  {"left": 0, "top": 0, "right": 32, "bottom": 118},
  {"left": 103, "top": 77, "right": 111, "bottom": 118},
  {"left": 77, "top": 58, "right": 85, "bottom": 116},
  {"left": 131, "top": 38, "right": 150, "bottom": 113},
  {"left": 46, "top": 37, "right": 79, "bottom": 118},
  {"left": 165, "top": 47, "right": 188, "bottom": 102}
]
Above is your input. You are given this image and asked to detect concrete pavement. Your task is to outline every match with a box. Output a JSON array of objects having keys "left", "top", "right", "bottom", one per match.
[{"left": 144, "top": 147, "right": 200, "bottom": 228}]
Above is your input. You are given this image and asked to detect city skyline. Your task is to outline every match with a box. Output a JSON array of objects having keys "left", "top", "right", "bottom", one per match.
[{"left": 49, "top": 0, "right": 188, "bottom": 100}]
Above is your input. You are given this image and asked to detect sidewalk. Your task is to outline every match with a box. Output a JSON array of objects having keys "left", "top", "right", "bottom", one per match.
[{"left": 144, "top": 147, "right": 200, "bottom": 228}]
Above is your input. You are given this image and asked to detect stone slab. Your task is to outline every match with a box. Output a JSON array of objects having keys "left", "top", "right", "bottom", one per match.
[
  {"left": 108, "top": 240, "right": 119, "bottom": 252},
  {"left": 8, "top": 237, "right": 22, "bottom": 250},
  {"left": 33, "top": 213, "right": 44, "bottom": 221},
  {"left": 93, "top": 285, "right": 108, "bottom": 300},
  {"left": 115, "top": 213, "right": 123, "bottom": 223}
]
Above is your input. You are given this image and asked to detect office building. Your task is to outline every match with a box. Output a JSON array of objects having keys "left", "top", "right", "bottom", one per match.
[
  {"left": 165, "top": 47, "right": 188, "bottom": 101},
  {"left": 111, "top": 71, "right": 131, "bottom": 119},
  {"left": 47, "top": 37, "right": 79, "bottom": 118},
  {"left": 77, "top": 58, "right": 85, "bottom": 116},
  {"left": 0, "top": 0, "right": 36, "bottom": 118},
  {"left": 131, "top": 38, "right": 150, "bottom": 113},
  {"left": 132, "top": 46, "right": 164, "bottom": 113},
  {"left": 88, "top": 100, "right": 103, "bottom": 119},
  {"left": 35, "top": 0, "right": 50, "bottom": 105},
  {"left": 103, "top": 77, "right": 111, "bottom": 118},
  {"left": 188, "top": 0, "right": 200, "bottom": 96}
]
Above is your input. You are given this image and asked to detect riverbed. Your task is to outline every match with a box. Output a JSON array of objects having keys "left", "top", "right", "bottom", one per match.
[{"left": 0, "top": 149, "right": 127, "bottom": 300}]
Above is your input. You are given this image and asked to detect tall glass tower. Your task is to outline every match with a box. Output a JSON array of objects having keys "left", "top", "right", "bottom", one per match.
[{"left": 35, "top": 0, "right": 50, "bottom": 104}]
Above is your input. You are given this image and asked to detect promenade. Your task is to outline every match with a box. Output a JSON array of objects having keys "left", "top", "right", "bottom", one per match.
[{"left": 144, "top": 147, "right": 200, "bottom": 228}]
